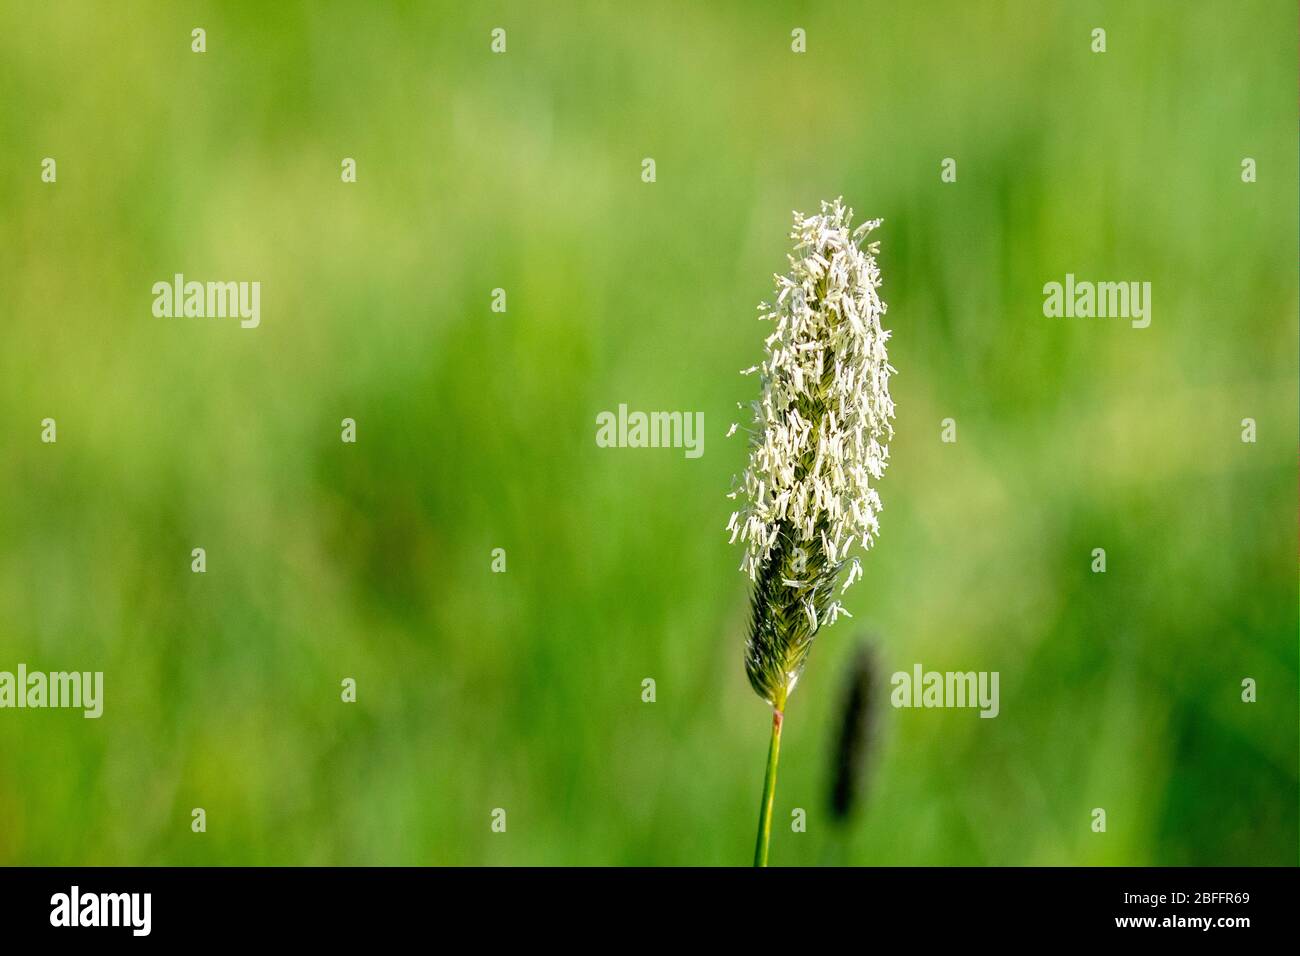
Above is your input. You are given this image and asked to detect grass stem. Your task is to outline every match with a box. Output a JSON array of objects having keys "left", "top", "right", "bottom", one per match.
[{"left": 753, "top": 707, "right": 784, "bottom": 867}]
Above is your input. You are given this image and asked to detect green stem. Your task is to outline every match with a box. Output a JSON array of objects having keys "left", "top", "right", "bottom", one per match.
[{"left": 753, "top": 707, "right": 784, "bottom": 867}]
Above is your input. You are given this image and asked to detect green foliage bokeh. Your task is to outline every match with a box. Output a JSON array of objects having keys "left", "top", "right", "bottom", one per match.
[{"left": 0, "top": 0, "right": 1295, "bottom": 865}]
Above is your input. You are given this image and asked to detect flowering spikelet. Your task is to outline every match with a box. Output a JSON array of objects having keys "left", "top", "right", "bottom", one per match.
[{"left": 727, "top": 198, "right": 895, "bottom": 708}]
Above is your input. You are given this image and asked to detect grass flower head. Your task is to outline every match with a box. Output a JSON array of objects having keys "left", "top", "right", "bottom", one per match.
[{"left": 728, "top": 198, "right": 895, "bottom": 709}]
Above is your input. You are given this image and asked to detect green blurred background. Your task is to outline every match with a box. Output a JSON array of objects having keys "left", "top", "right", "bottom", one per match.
[{"left": 0, "top": 0, "right": 1295, "bottom": 866}]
